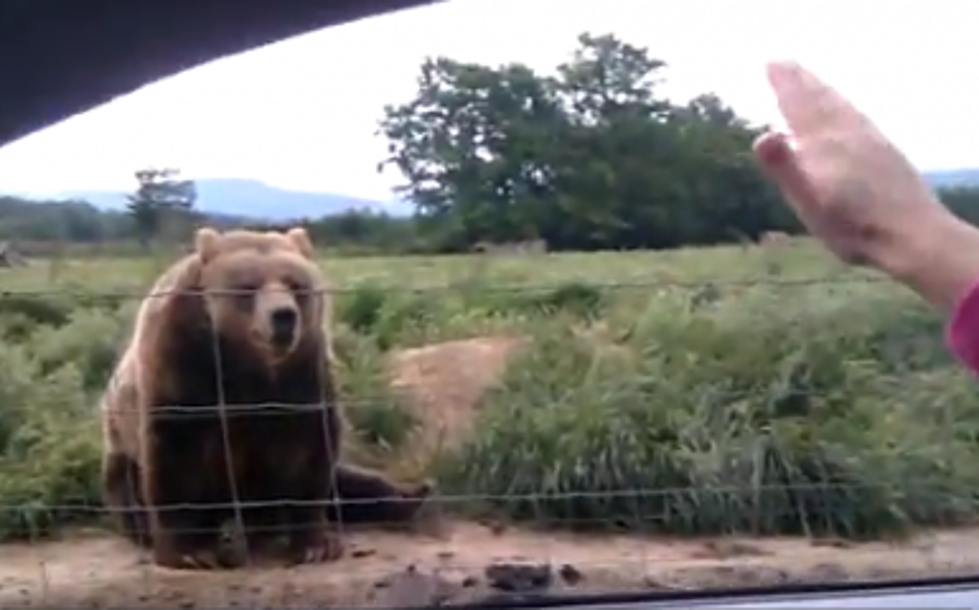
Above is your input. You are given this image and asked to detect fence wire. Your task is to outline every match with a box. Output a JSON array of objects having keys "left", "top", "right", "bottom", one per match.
[{"left": 0, "top": 265, "right": 974, "bottom": 609}]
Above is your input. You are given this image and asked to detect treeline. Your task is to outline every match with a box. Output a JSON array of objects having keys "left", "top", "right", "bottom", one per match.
[
  {"left": 375, "top": 32, "right": 979, "bottom": 251},
  {"left": 6, "top": 184, "right": 979, "bottom": 258},
  {"left": 377, "top": 33, "right": 801, "bottom": 251},
  {"left": 2, "top": 31, "right": 978, "bottom": 255},
  {"left": 0, "top": 195, "right": 422, "bottom": 256},
  {"left": 939, "top": 186, "right": 979, "bottom": 227},
  {"left": 0, "top": 196, "right": 130, "bottom": 243}
]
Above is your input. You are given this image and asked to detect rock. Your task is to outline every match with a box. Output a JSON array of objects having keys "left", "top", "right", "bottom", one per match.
[
  {"left": 375, "top": 567, "right": 458, "bottom": 607},
  {"left": 558, "top": 563, "right": 584, "bottom": 586},
  {"left": 484, "top": 562, "right": 553, "bottom": 592}
]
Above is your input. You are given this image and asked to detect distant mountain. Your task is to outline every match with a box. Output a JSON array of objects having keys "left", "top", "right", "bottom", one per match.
[
  {"left": 52, "top": 178, "right": 413, "bottom": 221},
  {"left": 924, "top": 169, "right": 979, "bottom": 189},
  {"left": 10, "top": 169, "right": 976, "bottom": 222}
]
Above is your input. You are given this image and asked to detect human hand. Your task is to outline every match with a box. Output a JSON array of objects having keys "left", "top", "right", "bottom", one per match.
[
  {"left": 754, "top": 60, "right": 979, "bottom": 311},
  {"left": 753, "top": 60, "right": 944, "bottom": 269}
]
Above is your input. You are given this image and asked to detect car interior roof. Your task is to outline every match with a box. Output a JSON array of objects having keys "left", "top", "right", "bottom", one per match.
[{"left": 0, "top": 0, "right": 441, "bottom": 149}]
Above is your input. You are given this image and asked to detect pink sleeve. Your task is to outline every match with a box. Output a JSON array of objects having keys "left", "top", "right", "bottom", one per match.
[{"left": 946, "top": 276, "right": 979, "bottom": 374}]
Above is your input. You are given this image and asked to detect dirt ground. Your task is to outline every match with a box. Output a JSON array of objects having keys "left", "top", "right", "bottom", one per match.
[
  {"left": 4, "top": 521, "right": 979, "bottom": 608},
  {"left": 4, "top": 336, "right": 976, "bottom": 607},
  {"left": 388, "top": 335, "right": 524, "bottom": 457}
]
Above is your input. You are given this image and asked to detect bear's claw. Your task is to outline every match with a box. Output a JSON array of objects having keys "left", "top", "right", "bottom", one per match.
[
  {"left": 153, "top": 547, "right": 227, "bottom": 571},
  {"left": 181, "top": 551, "right": 224, "bottom": 570},
  {"left": 293, "top": 532, "right": 344, "bottom": 565}
]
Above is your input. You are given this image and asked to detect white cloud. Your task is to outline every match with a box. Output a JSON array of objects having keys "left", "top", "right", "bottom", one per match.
[{"left": 0, "top": 0, "right": 973, "bottom": 200}]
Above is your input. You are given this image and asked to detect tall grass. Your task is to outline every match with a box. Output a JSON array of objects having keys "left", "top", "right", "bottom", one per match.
[{"left": 0, "top": 242, "right": 976, "bottom": 542}]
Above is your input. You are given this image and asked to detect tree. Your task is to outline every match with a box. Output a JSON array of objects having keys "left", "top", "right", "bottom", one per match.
[
  {"left": 378, "top": 32, "right": 798, "bottom": 252},
  {"left": 940, "top": 186, "right": 979, "bottom": 226},
  {"left": 379, "top": 57, "right": 566, "bottom": 250},
  {"left": 126, "top": 167, "right": 198, "bottom": 249}
]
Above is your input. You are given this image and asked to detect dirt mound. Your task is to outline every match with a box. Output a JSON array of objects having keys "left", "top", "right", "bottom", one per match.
[
  {"left": 387, "top": 335, "right": 524, "bottom": 458},
  {"left": 385, "top": 329, "right": 633, "bottom": 457}
]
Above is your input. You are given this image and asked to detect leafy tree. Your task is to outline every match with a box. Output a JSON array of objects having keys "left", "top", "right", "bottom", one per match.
[
  {"left": 248, "top": 209, "right": 420, "bottom": 256},
  {"left": 378, "top": 32, "right": 799, "bottom": 251},
  {"left": 941, "top": 186, "right": 979, "bottom": 226},
  {"left": 379, "top": 57, "right": 565, "bottom": 250},
  {"left": 126, "top": 167, "right": 198, "bottom": 249}
]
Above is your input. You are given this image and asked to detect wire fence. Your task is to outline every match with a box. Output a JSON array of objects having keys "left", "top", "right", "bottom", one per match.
[
  {"left": 0, "top": 273, "right": 895, "bottom": 298},
  {"left": 0, "top": 265, "right": 975, "bottom": 608}
]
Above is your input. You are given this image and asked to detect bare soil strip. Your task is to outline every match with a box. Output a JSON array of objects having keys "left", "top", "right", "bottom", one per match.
[{"left": 2, "top": 520, "right": 977, "bottom": 608}]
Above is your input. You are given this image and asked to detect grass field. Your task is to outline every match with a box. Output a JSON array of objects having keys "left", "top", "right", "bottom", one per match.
[{"left": 1, "top": 236, "right": 978, "bottom": 547}]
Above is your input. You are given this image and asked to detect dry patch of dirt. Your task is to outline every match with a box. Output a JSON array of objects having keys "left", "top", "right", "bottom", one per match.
[
  {"left": 388, "top": 335, "right": 525, "bottom": 459},
  {"left": 2, "top": 521, "right": 979, "bottom": 608}
]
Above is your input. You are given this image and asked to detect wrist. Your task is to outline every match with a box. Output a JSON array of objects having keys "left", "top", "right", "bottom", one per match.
[{"left": 877, "top": 205, "right": 979, "bottom": 311}]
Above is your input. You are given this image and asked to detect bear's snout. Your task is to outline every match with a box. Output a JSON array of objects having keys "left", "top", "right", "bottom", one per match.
[{"left": 270, "top": 307, "right": 298, "bottom": 347}]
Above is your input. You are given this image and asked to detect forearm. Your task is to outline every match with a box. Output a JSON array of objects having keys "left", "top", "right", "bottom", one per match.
[
  {"left": 881, "top": 207, "right": 979, "bottom": 312},
  {"left": 876, "top": 206, "right": 979, "bottom": 373}
]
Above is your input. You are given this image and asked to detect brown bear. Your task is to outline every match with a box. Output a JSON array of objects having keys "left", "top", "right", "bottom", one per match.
[{"left": 99, "top": 227, "right": 433, "bottom": 570}]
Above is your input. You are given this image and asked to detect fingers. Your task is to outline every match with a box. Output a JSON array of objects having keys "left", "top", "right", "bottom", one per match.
[
  {"left": 766, "top": 61, "right": 834, "bottom": 134},
  {"left": 766, "top": 60, "right": 861, "bottom": 135},
  {"left": 752, "top": 131, "right": 820, "bottom": 221}
]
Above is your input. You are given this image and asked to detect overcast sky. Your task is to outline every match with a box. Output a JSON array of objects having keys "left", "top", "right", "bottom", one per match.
[{"left": 0, "top": 0, "right": 973, "bottom": 201}]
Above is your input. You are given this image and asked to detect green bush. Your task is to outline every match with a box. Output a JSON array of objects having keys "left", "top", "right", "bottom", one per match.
[
  {"left": 334, "top": 327, "right": 420, "bottom": 452},
  {"left": 336, "top": 283, "right": 443, "bottom": 350},
  {"left": 336, "top": 283, "right": 389, "bottom": 335},
  {"left": 480, "top": 280, "right": 606, "bottom": 320},
  {"left": 0, "top": 355, "right": 101, "bottom": 540},
  {"left": 0, "top": 293, "right": 75, "bottom": 327},
  {"left": 440, "top": 284, "right": 979, "bottom": 539},
  {"left": 32, "top": 309, "right": 126, "bottom": 391}
]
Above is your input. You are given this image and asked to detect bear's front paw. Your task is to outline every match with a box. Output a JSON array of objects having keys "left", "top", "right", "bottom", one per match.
[
  {"left": 397, "top": 478, "right": 436, "bottom": 519},
  {"left": 153, "top": 546, "right": 226, "bottom": 570},
  {"left": 291, "top": 529, "right": 344, "bottom": 565},
  {"left": 408, "top": 478, "right": 436, "bottom": 499},
  {"left": 400, "top": 479, "right": 446, "bottom": 535}
]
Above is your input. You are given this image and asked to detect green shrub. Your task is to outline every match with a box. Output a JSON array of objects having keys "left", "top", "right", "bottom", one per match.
[
  {"left": 0, "top": 293, "right": 74, "bottom": 327},
  {"left": 337, "top": 283, "right": 444, "bottom": 349},
  {"left": 32, "top": 309, "right": 126, "bottom": 391},
  {"left": 0, "top": 359, "right": 101, "bottom": 541},
  {"left": 0, "top": 312, "right": 41, "bottom": 342},
  {"left": 440, "top": 285, "right": 979, "bottom": 539},
  {"left": 534, "top": 281, "right": 605, "bottom": 318},
  {"left": 334, "top": 329, "right": 420, "bottom": 452},
  {"left": 372, "top": 291, "right": 441, "bottom": 350},
  {"left": 337, "top": 283, "right": 389, "bottom": 335},
  {"left": 482, "top": 280, "right": 605, "bottom": 320}
]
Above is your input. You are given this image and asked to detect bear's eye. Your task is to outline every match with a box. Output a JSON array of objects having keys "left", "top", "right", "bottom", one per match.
[
  {"left": 287, "top": 278, "right": 311, "bottom": 295},
  {"left": 230, "top": 283, "right": 260, "bottom": 305},
  {"left": 234, "top": 283, "right": 260, "bottom": 295}
]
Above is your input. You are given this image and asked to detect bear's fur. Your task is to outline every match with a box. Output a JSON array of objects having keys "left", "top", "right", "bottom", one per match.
[{"left": 99, "top": 227, "right": 432, "bottom": 570}]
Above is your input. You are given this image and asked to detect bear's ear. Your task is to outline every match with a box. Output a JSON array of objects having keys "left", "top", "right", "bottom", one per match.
[
  {"left": 285, "top": 227, "right": 314, "bottom": 259},
  {"left": 195, "top": 227, "right": 222, "bottom": 263}
]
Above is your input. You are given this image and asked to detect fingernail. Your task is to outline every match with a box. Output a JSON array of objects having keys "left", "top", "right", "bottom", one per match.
[
  {"left": 769, "top": 59, "right": 800, "bottom": 71},
  {"left": 767, "top": 59, "right": 806, "bottom": 86}
]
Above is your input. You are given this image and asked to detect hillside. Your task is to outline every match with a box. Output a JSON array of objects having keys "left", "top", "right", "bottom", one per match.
[
  {"left": 55, "top": 178, "right": 413, "bottom": 220},
  {"left": 5, "top": 169, "right": 975, "bottom": 226},
  {"left": 924, "top": 168, "right": 979, "bottom": 188}
]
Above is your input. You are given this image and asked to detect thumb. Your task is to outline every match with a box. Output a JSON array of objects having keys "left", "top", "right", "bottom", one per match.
[{"left": 753, "top": 130, "right": 820, "bottom": 218}]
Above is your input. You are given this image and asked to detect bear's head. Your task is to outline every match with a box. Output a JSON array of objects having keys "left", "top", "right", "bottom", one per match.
[{"left": 192, "top": 226, "right": 329, "bottom": 364}]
